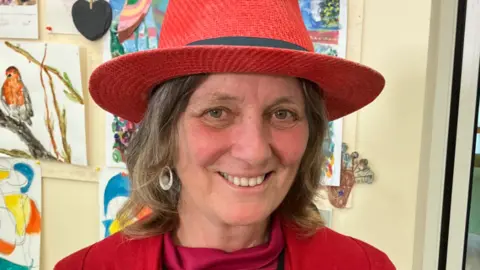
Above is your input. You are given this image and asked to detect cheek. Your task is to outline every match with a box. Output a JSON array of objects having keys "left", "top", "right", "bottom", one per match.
[
  {"left": 271, "top": 123, "right": 309, "bottom": 165},
  {"left": 179, "top": 121, "right": 230, "bottom": 167}
]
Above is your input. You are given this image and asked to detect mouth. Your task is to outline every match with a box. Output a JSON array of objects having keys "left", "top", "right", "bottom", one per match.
[{"left": 218, "top": 171, "right": 273, "bottom": 187}]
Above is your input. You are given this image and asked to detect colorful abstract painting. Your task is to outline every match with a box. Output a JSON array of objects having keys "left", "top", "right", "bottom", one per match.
[
  {"left": 0, "top": 41, "right": 86, "bottom": 166},
  {"left": 300, "top": 0, "right": 346, "bottom": 186},
  {"left": 0, "top": 157, "right": 41, "bottom": 269},
  {"left": 103, "top": 0, "right": 169, "bottom": 61},
  {"left": 0, "top": 0, "right": 38, "bottom": 39},
  {"left": 321, "top": 120, "right": 343, "bottom": 186},
  {"left": 103, "top": 0, "right": 169, "bottom": 167},
  {"left": 105, "top": 113, "right": 138, "bottom": 168},
  {"left": 299, "top": 0, "right": 347, "bottom": 58},
  {"left": 99, "top": 167, "right": 150, "bottom": 239}
]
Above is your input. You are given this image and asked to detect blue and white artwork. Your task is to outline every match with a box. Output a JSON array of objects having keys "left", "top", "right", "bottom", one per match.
[
  {"left": 299, "top": 0, "right": 341, "bottom": 31},
  {"left": 99, "top": 167, "right": 130, "bottom": 239},
  {"left": 99, "top": 167, "right": 151, "bottom": 240}
]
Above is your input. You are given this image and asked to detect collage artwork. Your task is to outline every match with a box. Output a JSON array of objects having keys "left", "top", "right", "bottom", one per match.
[{"left": 0, "top": 0, "right": 347, "bottom": 267}]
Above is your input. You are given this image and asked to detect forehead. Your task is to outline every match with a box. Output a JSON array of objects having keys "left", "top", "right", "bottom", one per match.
[{"left": 189, "top": 73, "right": 304, "bottom": 102}]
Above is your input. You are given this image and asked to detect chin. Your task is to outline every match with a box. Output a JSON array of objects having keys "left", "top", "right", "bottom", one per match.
[{"left": 216, "top": 203, "right": 274, "bottom": 226}]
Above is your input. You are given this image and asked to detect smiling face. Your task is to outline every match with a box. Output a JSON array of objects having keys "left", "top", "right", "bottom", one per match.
[{"left": 175, "top": 73, "right": 309, "bottom": 226}]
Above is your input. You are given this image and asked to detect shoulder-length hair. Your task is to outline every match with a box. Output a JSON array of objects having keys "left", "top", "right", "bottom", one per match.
[{"left": 117, "top": 74, "right": 328, "bottom": 238}]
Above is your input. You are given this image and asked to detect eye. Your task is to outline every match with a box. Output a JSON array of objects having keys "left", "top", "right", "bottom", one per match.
[
  {"left": 273, "top": 109, "right": 296, "bottom": 120},
  {"left": 201, "top": 107, "right": 232, "bottom": 128},
  {"left": 270, "top": 109, "right": 299, "bottom": 129},
  {"left": 206, "top": 108, "right": 224, "bottom": 119}
]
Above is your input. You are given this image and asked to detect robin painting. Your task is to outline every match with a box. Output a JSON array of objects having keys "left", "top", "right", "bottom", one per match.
[{"left": 1, "top": 66, "right": 34, "bottom": 126}]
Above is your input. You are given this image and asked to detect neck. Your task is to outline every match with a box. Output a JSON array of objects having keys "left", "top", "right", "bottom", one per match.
[{"left": 175, "top": 202, "right": 270, "bottom": 252}]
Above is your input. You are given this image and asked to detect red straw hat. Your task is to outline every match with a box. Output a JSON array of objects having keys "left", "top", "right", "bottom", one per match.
[{"left": 89, "top": 0, "right": 385, "bottom": 123}]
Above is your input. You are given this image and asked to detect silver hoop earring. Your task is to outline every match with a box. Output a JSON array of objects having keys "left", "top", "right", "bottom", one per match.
[{"left": 159, "top": 166, "right": 173, "bottom": 191}]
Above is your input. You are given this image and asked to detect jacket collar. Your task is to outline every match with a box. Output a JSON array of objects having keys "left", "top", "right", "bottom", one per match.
[{"left": 121, "top": 219, "right": 309, "bottom": 270}]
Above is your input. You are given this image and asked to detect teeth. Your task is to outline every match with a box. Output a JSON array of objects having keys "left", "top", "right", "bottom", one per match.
[{"left": 220, "top": 173, "right": 266, "bottom": 187}]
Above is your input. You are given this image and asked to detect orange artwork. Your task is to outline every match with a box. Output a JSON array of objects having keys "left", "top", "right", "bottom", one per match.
[{"left": 0, "top": 158, "right": 42, "bottom": 269}]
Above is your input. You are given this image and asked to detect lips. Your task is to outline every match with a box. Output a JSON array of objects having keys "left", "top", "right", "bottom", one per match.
[{"left": 219, "top": 172, "right": 272, "bottom": 187}]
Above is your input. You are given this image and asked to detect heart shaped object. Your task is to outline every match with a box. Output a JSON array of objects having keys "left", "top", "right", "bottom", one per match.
[{"left": 72, "top": 0, "right": 113, "bottom": 41}]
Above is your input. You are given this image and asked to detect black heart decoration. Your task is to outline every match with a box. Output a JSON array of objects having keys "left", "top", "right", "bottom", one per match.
[{"left": 72, "top": 0, "right": 112, "bottom": 41}]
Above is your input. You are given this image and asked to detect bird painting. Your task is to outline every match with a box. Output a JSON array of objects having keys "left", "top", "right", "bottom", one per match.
[{"left": 1, "top": 66, "right": 34, "bottom": 126}]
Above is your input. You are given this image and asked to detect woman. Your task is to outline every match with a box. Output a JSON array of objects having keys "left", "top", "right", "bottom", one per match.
[{"left": 55, "top": 0, "right": 395, "bottom": 269}]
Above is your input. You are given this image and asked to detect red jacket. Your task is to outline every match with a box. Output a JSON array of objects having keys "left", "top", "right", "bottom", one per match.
[{"left": 54, "top": 223, "right": 395, "bottom": 270}]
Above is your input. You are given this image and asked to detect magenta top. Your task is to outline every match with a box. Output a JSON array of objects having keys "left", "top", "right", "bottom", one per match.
[{"left": 162, "top": 216, "right": 285, "bottom": 270}]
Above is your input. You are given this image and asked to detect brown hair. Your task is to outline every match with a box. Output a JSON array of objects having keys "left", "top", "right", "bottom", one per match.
[{"left": 117, "top": 74, "right": 328, "bottom": 238}]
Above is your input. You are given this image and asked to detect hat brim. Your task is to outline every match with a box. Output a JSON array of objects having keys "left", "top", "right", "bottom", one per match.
[{"left": 89, "top": 45, "right": 385, "bottom": 123}]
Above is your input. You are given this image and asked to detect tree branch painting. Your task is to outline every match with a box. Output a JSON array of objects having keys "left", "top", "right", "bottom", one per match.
[
  {"left": 0, "top": 109, "right": 56, "bottom": 160},
  {"left": 0, "top": 41, "right": 86, "bottom": 165},
  {"left": 4, "top": 41, "right": 84, "bottom": 105}
]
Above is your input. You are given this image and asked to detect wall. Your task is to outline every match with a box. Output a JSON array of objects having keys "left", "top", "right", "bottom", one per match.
[
  {"left": 330, "top": 0, "right": 432, "bottom": 269},
  {"left": 0, "top": 0, "right": 434, "bottom": 269}
]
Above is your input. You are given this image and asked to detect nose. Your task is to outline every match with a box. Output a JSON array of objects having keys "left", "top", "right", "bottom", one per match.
[{"left": 230, "top": 118, "right": 272, "bottom": 166}]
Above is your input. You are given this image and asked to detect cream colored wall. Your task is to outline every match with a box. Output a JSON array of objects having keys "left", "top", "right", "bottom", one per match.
[
  {"left": 330, "top": 1, "right": 432, "bottom": 270},
  {"left": 0, "top": 0, "right": 435, "bottom": 269}
]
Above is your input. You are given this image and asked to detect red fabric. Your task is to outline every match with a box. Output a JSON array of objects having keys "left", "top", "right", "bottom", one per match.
[
  {"left": 89, "top": 0, "right": 386, "bottom": 124},
  {"left": 163, "top": 216, "right": 284, "bottom": 270},
  {"left": 54, "top": 220, "right": 396, "bottom": 270}
]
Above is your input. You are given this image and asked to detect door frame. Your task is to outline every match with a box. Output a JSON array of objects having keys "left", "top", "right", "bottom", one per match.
[
  {"left": 413, "top": 0, "right": 480, "bottom": 269},
  {"left": 446, "top": 0, "right": 480, "bottom": 268}
]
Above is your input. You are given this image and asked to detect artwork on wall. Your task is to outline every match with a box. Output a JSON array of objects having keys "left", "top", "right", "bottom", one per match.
[
  {"left": 0, "top": 0, "right": 38, "bottom": 39},
  {"left": 0, "top": 157, "right": 42, "bottom": 269},
  {"left": 321, "top": 121, "right": 343, "bottom": 186},
  {"left": 299, "top": 0, "right": 347, "bottom": 58},
  {"left": 326, "top": 143, "right": 375, "bottom": 208},
  {"left": 102, "top": 0, "right": 169, "bottom": 61},
  {"left": 299, "top": 0, "right": 347, "bottom": 186},
  {"left": 103, "top": 0, "right": 169, "bottom": 167},
  {"left": 0, "top": 41, "right": 87, "bottom": 166},
  {"left": 45, "top": 0, "right": 78, "bottom": 35},
  {"left": 105, "top": 113, "right": 137, "bottom": 168},
  {"left": 98, "top": 167, "right": 150, "bottom": 239}
]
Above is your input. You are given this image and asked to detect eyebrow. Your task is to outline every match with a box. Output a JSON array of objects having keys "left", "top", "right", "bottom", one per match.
[
  {"left": 196, "top": 92, "right": 301, "bottom": 109},
  {"left": 268, "top": 96, "right": 298, "bottom": 107},
  {"left": 206, "top": 92, "right": 241, "bottom": 102}
]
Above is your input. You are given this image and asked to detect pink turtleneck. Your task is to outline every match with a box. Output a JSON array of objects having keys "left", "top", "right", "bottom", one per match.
[{"left": 162, "top": 216, "right": 285, "bottom": 270}]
